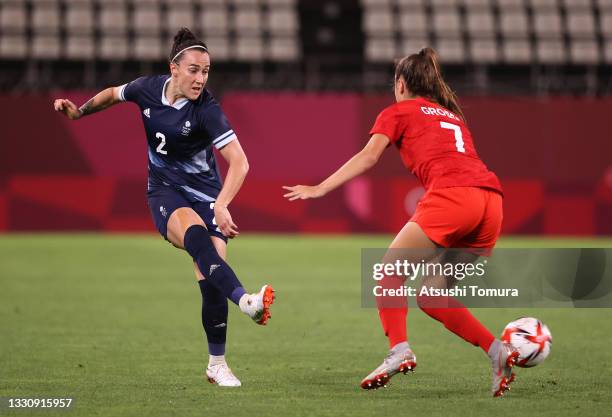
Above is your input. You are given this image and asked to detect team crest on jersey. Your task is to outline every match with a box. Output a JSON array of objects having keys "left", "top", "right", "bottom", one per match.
[
  {"left": 143, "top": 108, "right": 151, "bottom": 118},
  {"left": 181, "top": 120, "right": 191, "bottom": 136}
]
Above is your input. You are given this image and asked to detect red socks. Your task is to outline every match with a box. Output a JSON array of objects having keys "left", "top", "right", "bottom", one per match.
[
  {"left": 376, "top": 277, "right": 494, "bottom": 352},
  {"left": 376, "top": 275, "right": 408, "bottom": 348},
  {"left": 376, "top": 274, "right": 495, "bottom": 353},
  {"left": 377, "top": 300, "right": 494, "bottom": 352},
  {"left": 417, "top": 295, "right": 495, "bottom": 353},
  {"left": 378, "top": 307, "right": 408, "bottom": 348}
]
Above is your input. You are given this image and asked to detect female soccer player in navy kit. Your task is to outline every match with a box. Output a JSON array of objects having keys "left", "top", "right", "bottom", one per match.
[
  {"left": 284, "top": 48, "right": 518, "bottom": 397},
  {"left": 54, "top": 28, "right": 274, "bottom": 387}
]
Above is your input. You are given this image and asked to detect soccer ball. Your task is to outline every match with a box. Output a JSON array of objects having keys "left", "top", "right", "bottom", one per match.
[{"left": 501, "top": 317, "right": 552, "bottom": 368}]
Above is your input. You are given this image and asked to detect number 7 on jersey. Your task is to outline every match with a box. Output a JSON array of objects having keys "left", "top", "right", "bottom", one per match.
[{"left": 440, "top": 121, "right": 465, "bottom": 153}]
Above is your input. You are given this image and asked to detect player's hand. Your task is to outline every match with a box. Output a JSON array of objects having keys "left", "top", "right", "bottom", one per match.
[
  {"left": 53, "top": 98, "right": 82, "bottom": 120},
  {"left": 214, "top": 205, "right": 239, "bottom": 239},
  {"left": 282, "top": 185, "right": 326, "bottom": 201}
]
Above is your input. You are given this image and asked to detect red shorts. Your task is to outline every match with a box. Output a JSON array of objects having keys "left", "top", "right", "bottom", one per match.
[{"left": 410, "top": 187, "right": 503, "bottom": 248}]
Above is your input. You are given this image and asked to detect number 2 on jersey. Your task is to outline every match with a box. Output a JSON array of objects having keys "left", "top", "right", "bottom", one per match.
[
  {"left": 440, "top": 122, "right": 465, "bottom": 153},
  {"left": 155, "top": 132, "right": 168, "bottom": 155}
]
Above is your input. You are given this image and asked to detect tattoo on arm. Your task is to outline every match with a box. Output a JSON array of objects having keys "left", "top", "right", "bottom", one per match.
[
  {"left": 78, "top": 98, "right": 95, "bottom": 116},
  {"left": 78, "top": 88, "right": 115, "bottom": 117}
]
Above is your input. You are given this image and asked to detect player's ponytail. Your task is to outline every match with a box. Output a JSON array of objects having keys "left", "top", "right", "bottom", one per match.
[
  {"left": 395, "top": 47, "right": 465, "bottom": 122},
  {"left": 169, "top": 27, "right": 208, "bottom": 63}
]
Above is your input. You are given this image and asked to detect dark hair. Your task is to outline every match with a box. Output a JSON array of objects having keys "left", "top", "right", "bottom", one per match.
[
  {"left": 169, "top": 27, "right": 208, "bottom": 63},
  {"left": 394, "top": 47, "right": 465, "bottom": 121}
]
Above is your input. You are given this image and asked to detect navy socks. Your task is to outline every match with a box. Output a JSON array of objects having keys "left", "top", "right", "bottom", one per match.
[
  {"left": 183, "top": 225, "right": 246, "bottom": 305},
  {"left": 198, "top": 278, "right": 227, "bottom": 356},
  {"left": 184, "top": 224, "right": 247, "bottom": 357}
]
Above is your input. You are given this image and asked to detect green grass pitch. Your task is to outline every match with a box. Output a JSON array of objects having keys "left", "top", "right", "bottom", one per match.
[{"left": 1, "top": 234, "right": 611, "bottom": 417}]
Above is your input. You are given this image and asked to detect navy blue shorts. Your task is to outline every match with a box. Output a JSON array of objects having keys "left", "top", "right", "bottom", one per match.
[{"left": 147, "top": 185, "right": 228, "bottom": 243}]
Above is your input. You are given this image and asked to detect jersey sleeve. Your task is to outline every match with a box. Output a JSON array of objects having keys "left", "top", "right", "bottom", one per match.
[
  {"left": 117, "top": 77, "right": 147, "bottom": 103},
  {"left": 369, "top": 106, "right": 402, "bottom": 144},
  {"left": 200, "top": 103, "right": 237, "bottom": 150}
]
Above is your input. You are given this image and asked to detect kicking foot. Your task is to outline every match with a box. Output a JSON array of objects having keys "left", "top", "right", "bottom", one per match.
[
  {"left": 206, "top": 363, "right": 241, "bottom": 387},
  {"left": 489, "top": 339, "right": 519, "bottom": 397},
  {"left": 239, "top": 285, "right": 275, "bottom": 325},
  {"left": 360, "top": 342, "right": 417, "bottom": 390}
]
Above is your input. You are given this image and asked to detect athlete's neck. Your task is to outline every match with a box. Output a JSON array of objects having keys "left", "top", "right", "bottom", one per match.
[
  {"left": 165, "top": 78, "right": 186, "bottom": 105},
  {"left": 396, "top": 94, "right": 421, "bottom": 103}
]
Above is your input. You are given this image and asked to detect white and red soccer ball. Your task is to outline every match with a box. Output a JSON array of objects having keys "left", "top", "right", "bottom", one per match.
[{"left": 501, "top": 317, "right": 552, "bottom": 368}]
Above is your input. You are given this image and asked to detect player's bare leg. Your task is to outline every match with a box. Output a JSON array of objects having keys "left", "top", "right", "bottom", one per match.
[
  {"left": 416, "top": 260, "right": 517, "bottom": 398},
  {"left": 414, "top": 237, "right": 505, "bottom": 397},
  {"left": 387, "top": 221, "right": 439, "bottom": 250},
  {"left": 167, "top": 207, "right": 208, "bottom": 248},
  {"left": 376, "top": 221, "right": 503, "bottom": 396},
  {"left": 167, "top": 207, "right": 272, "bottom": 387},
  {"left": 362, "top": 222, "right": 437, "bottom": 390},
  {"left": 167, "top": 207, "right": 275, "bottom": 325}
]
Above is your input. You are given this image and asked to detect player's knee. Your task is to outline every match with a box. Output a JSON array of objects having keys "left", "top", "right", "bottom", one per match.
[
  {"left": 416, "top": 293, "right": 428, "bottom": 310},
  {"left": 167, "top": 207, "right": 206, "bottom": 248},
  {"left": 416, "top": 292, "right": 441, "bottom": 311},
  {"left": 184, "top": 224, "right": 219, "bottom": 261}
]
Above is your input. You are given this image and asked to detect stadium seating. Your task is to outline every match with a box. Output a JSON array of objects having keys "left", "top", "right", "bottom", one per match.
[
  {"left": 0, "top": 0, "right": 27, "bottom": 58},
  {"left": 360, "top": 0, "right": 607, "bottom": 65},
  {"left": 0, "top": 0, "right": 300, "bottom": 62},
  {"left": 0, "top": 0, "right": 608, "bottom": 93},
  {"left": 1, "top": 0, "right": 607, "bottom": 65}
]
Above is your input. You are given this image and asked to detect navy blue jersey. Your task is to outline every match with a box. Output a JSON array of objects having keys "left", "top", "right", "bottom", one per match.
[{"left": 118, "top": 75, "right": 236, "bottom": 202}]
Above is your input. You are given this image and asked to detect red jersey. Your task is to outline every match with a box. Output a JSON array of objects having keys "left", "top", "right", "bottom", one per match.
[{"left": 369, "top": 97, "right": 502, "bottom": 193}]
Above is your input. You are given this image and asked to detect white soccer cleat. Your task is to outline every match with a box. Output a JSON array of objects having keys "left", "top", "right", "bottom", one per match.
[
  {"left": 360, "top": 343, "right": 417, "bottom": 390},
  {"left": 206, "top": 363, "right": 242, "bottom": 387},
  {"left": 489, "top": 339, "right": 519, "bottom": 397},
  {"left": 239, "top": 285, "right": 275, "bottom": 325}
]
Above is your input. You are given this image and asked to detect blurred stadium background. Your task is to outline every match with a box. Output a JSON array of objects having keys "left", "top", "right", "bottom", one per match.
[{"left": 0, "top": 0, "right": 611, "bottom": 235}]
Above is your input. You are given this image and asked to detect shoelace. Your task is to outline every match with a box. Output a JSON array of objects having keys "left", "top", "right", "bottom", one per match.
[
  {"left": 492, "top": 344, "right": 515, "bottom": 376},
  {"left": 214, "top": 364, "right": 237, "bottom": 382}
]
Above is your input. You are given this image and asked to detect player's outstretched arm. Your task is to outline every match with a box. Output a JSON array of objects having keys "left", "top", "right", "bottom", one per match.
[
  {"left": 214, "top": 140, "right": 250, "bottom": 238},
  {"left": 53, "top": 86, "right": 122, "bottom": 120},
  {"left": 283, "top": 133, "right": 390, "bottom": 201}
]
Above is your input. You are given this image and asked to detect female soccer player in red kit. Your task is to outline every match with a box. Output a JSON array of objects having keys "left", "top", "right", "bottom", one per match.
[{"left": 284, "top": 48, "right": 518, "bottom": 397}]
